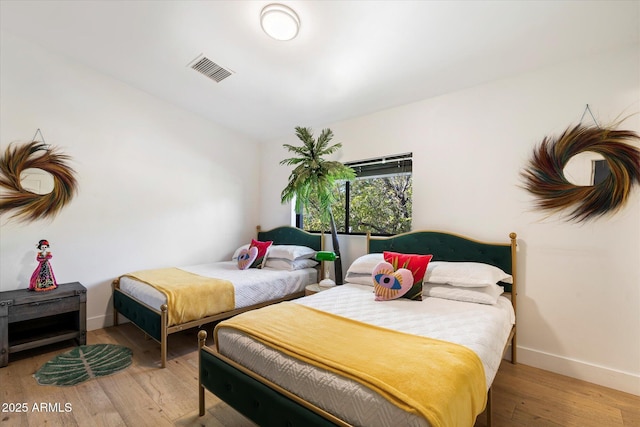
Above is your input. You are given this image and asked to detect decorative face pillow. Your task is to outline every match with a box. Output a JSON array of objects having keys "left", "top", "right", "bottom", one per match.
[
  {"left": 383, "top": 251, "right": 433, "bottom": 301},
  {"left": 372, "top": 261, "right": 414, "bottom": 301},
  {"left": 232, "top": 244, "right": 250, "bottom": 261},
  {"left": 237, "top": 246, "right": 259, "bottom": 270}
]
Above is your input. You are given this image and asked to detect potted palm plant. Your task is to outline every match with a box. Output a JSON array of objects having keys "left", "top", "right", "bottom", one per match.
[{"left": 280, "top": 127, "right": 355, "bottom": 285}]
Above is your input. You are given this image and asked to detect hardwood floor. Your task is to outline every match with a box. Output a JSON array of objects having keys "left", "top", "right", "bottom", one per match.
[{"left": 1, "top": 323, "right": 638, "bottom": 427}]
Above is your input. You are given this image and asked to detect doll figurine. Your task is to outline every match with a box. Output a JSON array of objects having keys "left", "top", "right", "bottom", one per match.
[{"left": 29, "top": 239, "right": 58, "bottom": 292}]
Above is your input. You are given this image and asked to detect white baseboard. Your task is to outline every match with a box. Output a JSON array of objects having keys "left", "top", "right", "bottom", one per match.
[
  {"left": 87, "top": 313, "right": 113, "bottom": 331},
  {"left": 517, "top": 345, "right": 640, "bottom": 396}
]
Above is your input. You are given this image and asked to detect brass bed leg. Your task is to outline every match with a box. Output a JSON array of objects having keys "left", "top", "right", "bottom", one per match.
[
  {"left": 161, "top": 304, "right": 168, "bottom": 368},
  {"left": 487, "top": 387, "right": 493, "bottom": 427},
  {"left": 198, "top": 330, "right": 208, "bottom": 416},
  {"left": 112, "top": 280, "right": 120, "bottom": 326},
  {"left": 509, "top": 232, "right": 518, "bottom": 366}
]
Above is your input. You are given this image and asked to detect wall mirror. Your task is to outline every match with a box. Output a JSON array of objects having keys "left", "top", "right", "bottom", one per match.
[
  {"left": 563, "top": 151, "right": 610, "bottom": 186},
  {"left": 0, "top": 139, "right": 78, "bottom": 222},
  {"left": 19, "top": 168, "right": 55, "bottom": 195},
  {"left": 521, "top": 123, "right": 640, "bottom": 222}
]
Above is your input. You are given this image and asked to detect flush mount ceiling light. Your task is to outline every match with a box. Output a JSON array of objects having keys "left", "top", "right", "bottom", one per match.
[{"left": 260, "top": 3, "right": 300, "bottom": 41}]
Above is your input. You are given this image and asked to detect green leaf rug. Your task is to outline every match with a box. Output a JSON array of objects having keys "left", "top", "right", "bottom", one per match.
[{"left": 34, "top": 344, "right": 133, "bottom": 386}]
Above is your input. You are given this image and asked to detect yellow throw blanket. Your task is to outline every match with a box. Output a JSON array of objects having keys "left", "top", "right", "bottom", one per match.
[
  {"left": 215, "top": 302, "right": 486, "bottom": 427},
  {"left": 123, "top": 268, "right": 234, "bottom": 327}
]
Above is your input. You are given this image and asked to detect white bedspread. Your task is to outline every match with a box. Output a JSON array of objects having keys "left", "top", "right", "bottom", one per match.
[
  {"left": 216, "top": 283, "right": 515, "bottom": 427},
  {"left": 119, "top": 261, "right": 317, "bottom": 311}
]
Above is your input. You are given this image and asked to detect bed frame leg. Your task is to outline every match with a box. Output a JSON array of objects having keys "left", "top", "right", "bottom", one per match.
[
  {"left": 161, "top": 304, "right": 168, "bottom": 368},
  {"left": 198, "top": 330, "right": 207, "bottom": 416},
  {"left": 112, "top": 280, "right": 120, "bottom": 326},
  {"left": 486, "top": 387, "right": 493, "bottom": 427},
  {"left": 509, "top": 232, "right": 518, "bottom": 366}
]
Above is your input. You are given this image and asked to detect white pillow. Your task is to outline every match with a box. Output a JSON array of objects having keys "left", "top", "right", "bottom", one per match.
[
  {"left": 346, "top": 253, "right": 384, "bottom": 276},
  {"left": 345, "top": 272, "right": 374, "bottom": 286},
  {"left": 263, "top": 258, "right": 318, "bottom": 271},
  {"left": 231, "top": 244, "right": 250, "bottom": 261},
  {"left": 423, "top": 283, "right": 504, "bottom": 305},
  {"left": 425, "top": 261, "right": 512, "bottom": 288},
  {"left": 267, "top": 245, "right": 317, "bottom": 261}
]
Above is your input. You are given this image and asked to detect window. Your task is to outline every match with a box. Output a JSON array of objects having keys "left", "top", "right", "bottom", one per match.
[{"left": 299, "top": 153, "right": 412, "bottom": 236}]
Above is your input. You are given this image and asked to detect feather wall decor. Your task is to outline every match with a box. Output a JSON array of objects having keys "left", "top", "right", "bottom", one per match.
[
  {"left": 521, "top": 123, "right": 640, "bottom": 222},
  {"left": 0, "top": 140, "right": 78, "bottom": 222}
]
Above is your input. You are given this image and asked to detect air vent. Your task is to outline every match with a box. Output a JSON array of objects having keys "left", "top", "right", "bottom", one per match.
[{"left": 188, "top": 55, "right": 233, "bottom": 83}]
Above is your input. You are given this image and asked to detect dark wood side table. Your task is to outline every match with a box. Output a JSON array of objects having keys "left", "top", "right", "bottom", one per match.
[{"left": 0, "top": 282, "right": 86, "bottom": 367}]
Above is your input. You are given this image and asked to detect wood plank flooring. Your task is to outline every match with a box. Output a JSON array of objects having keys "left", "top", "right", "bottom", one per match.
[{"left": 1, "top": 323, "right": 638, "bottom": 427}]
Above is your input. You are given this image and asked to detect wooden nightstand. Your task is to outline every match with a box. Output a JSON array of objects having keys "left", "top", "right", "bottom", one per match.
[
  {"left": 0, "top": 282, "right": 87, "bottom": 367},
  {"left": 305, "top": 284, "right": 335, "bottom": 296}
]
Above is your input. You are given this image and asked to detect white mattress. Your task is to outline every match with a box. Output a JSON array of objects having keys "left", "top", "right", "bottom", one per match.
[
  {"left": 216, "top": 283, "right": 515, "bottom": 427},
  {"left": 119, "top": 261, "right": 317, "bottom": 311}
]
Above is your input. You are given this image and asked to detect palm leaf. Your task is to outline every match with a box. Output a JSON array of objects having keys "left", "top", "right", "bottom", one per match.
[{"left": 34, "top": 344, "right": 132, "bottom": 386}]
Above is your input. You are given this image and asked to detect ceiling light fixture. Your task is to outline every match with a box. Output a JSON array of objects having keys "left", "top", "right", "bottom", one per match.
[{"left": 260, "top": 3, "right": 300, "bottom": 41}]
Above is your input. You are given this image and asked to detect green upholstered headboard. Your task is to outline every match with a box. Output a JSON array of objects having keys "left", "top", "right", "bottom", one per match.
[
  {"left": 257, "top": 226, "right": 323, "bottom": 252},
  {"left": 367, "top": 230, "right": 517, "bottom": 291}
]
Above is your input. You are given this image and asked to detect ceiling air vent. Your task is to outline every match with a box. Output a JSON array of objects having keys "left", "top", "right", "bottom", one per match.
[{"left": 188, "top": 55, "right": 233, "bottom": 83}]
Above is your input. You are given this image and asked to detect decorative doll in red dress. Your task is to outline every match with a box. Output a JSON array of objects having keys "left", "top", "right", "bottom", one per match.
[{"left": 29, "top": 239, "right": 57, "bottom": 292}]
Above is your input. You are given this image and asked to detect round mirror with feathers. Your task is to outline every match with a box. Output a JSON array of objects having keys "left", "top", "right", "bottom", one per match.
[
  {"left": 0, "top": 140, "right": 78, "bottom": 223},
  {"left": 521, "top": 122, "right": 640, "bottom": 222}
]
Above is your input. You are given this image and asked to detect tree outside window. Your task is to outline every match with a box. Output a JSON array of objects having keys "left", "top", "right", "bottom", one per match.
[{"left": 300, "top": 154, "right": 412, "bottom": 236}]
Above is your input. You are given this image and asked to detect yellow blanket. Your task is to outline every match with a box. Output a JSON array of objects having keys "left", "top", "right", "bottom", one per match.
[
  {"left": 215, "top": 302, "right": 486, "bottom": 427},
  {"left": 123, "top": 268, "right": 234, "bottom": 327}
]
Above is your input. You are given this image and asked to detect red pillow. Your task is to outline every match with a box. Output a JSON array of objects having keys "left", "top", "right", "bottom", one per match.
[
  {"left": 383, "top": 251, "right": 433, "bottom": 300},
  {"left": 249, "top": 239, "right": 273, "bottom": 268}
]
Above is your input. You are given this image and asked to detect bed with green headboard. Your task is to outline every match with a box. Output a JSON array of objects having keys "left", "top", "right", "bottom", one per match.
[
  {"left": 198, "top": 229, "right": 517, "bottom": 427},
  {"left": 367, "top": 230, "right": 516, "bottom": 293},
  {"left": 112, "top": 226, "right": 322, "bottom": 368}
]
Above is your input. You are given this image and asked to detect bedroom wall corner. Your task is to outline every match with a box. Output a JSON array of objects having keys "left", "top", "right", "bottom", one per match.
[{"left": 0, "top": 31, "right": 262, "bottom": 330}]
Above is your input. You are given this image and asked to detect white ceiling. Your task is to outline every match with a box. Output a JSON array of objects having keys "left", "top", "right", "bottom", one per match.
[{"left": 1, "top": 1, "right": 638, "bottom": 142}]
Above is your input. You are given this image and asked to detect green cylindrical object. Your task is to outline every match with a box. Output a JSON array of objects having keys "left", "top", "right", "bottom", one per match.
[{"left": 315, "top": 251, "right": 336, "bottom": 261}]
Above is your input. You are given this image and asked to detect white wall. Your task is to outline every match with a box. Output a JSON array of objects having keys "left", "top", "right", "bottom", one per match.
[
  {"left": 260, "top": 46, "right": 640, "bottom": 395},
  {"left": 0, "top": 32, "right": 262, "bottom": 330}
]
